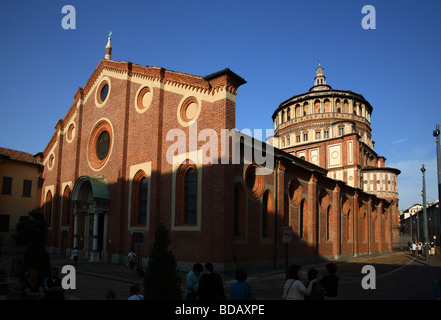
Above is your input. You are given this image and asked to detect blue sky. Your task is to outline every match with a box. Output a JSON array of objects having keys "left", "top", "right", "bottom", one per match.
[{"left": 1, "top": 0, "right": 440, "bottom": 210}]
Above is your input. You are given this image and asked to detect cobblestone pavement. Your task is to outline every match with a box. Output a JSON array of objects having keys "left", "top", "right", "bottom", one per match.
[{"left": 2, "top": 249, "right": 440, "bottom": 300}]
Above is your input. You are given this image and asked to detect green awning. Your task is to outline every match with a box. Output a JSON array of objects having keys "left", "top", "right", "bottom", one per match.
[{"left": 72, "top": 175, "right": 110, "bottom": 200}]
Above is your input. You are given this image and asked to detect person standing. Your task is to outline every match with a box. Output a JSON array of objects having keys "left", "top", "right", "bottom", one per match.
[
  {"left": 305, "top": 268, "right": 324, "bottom": 300},
  {"left": 72, "top": 247, "right": 79, "bottom": 266},
  {"left": 128, "top": 285, "right": 144, "bottom": 300},
  {"left": 185, "top": 263, "right": 203, "bottom": 300},
  {"left": 319, "top": 263, "right": 339, "bottom": 300},
  {"left": 198, "top": 263, "right": 226, "bottom": 300},
  {"left": 229, "top": 269, "right": 255, "bottom": 300},
  {"left": 282, "top": 265, "right": 318, "bottom": 300}
]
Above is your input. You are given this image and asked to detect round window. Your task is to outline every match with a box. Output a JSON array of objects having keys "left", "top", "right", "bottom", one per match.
[
  {"left": 96, "top": 131, "right": 110, "bottom": 160},
  {"left": 96, "top": 80, "right": 110, "bottom": 105},
  {"left": 244, "top": 164, "right": 264, "bottom": 198},
  {"left": 87, "top": 119, "right": 113, "bottom": 170},
  {"left": 100, "top": 84, "right": 109, "bottom": 102},
  {"left": 136, "top": 86, "right": 152, "bottom": 112},
  {"left": 178, "top": 96, "right": 200, "bottom": 126}
]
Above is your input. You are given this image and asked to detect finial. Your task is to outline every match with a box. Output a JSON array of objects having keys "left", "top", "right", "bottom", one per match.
[
  {"left": 318, "top": 56, "right": 321, "bottom": 67},
  {"left": 105, "top": 31, "right": 112, "bottom": 60}
]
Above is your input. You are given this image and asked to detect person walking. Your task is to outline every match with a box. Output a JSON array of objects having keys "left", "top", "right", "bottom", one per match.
[
  {"left": 128, "top": 248, "right": 137, "bottom": 274},
  {"left": 282, "top": 265, "right": 318, "bottom": 300},
  {"left": 417, "top": 242, "right": 423, "bottom": 258},
  {"left": 198, "top": 262, "right": 226, "bottom": 300},
  {"left": 72, "top": 247, "right": 80, "bottom": 265},
  {"left": 411, "top": 242, "right": 417, "bottom": 256},
  {"left": 229, "top": 269, "right": 255, "bottom": 300}
]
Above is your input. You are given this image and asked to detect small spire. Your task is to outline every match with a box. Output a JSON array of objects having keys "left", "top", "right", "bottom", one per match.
[
  {"left": 105, "top": 31, "right": 112, "bottom": 60},
  {"left": 314, "top": 58, "right": 326, "bottom": 87}
]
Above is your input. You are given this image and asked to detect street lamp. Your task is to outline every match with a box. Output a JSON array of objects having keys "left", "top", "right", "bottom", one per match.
[
  {"left": 433, "top": 124, "right": 441, "bottom": 246},
  {"left": 421, "top": 164, "right": 429, "bottom": 261}
]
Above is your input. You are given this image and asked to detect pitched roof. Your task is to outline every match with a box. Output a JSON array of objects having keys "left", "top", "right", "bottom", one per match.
[{"left": 0, "top": 147, "right": 42, "bottom": 166}]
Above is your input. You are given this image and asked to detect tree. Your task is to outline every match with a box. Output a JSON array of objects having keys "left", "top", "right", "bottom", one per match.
[
  {"left": 143, "top": 224, "right": 182, "bottom": 299},
  {"left": 15, "top": 210, "right": 51, "bottom": 283},
  {"left": 13, "top": 209, "right": 48, "bottom": 246}
]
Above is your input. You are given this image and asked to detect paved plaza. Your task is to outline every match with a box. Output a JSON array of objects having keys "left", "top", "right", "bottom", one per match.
[{"left": 1, "top": 249, "right": 440, "bottom": 301}]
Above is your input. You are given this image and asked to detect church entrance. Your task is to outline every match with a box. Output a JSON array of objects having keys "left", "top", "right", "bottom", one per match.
[{"left": 71, "top": 176, "right": 110, "bottom": 262}]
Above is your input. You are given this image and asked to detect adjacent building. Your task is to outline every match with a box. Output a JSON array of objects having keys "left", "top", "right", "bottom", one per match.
[{"left": 0, "top": 147, "right": 43, "bottom": 245}]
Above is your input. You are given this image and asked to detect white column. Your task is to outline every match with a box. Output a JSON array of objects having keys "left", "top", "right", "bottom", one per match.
[
  {"left": 73, "top": 210, "right": 79, "bottom": 248},
  {"left": 92, "top": 212, "right": 99, "bottom": 251}
]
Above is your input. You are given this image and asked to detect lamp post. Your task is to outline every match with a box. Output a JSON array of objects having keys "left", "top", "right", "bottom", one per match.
[
  {"left": 421, "top": 164, "right": 429, "bottom": 261},
  {"left": 433, "top": 124, "right": 441, "bottom": 246}
]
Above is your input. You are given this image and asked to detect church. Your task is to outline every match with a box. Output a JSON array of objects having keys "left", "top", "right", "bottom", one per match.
[{"left": 38, "top": 35, "right": 399, "bottom": 272}]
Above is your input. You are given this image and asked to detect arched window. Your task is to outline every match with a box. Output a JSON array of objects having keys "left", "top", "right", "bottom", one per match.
[
  {"left": 184, "top": 168, "right": 197, "bottom": 225},
  {"left": 327, "top": 206, "right": 332, "bottom": 241},
  {"left": 299, "top": 199, "right": 304, "bottom": 239},
  {"left": 62, "top": 186, "right": 71, "bottom": 226},
  {"left": 175, "top": 161, "right": 199, "bottom": 227},
  {"left": 138, "top": 177, "right": 148, "bottom": 225},
  {"left": 262, "top": 190, "right": 274, "bottom": 239},
  {"left": 347, "top": 210, "right": 353, "bottom": 241},
  {"left": 234, "top": 184, "right": 246, "bottom": 238},
  {"left": 131, "top": 171, "right": 148, "bottom": 227},
  {"left": 45, "top": 190, "right": 53, "bottom": 226}
]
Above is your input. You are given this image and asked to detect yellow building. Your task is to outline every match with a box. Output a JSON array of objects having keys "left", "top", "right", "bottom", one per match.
[{"left": 0, "top": 147, "right": 43, "bottom": 245}]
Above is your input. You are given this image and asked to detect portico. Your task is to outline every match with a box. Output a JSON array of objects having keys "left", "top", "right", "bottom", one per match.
[{"left": 71, "top": 175, "right": 110, "bottom": 262}]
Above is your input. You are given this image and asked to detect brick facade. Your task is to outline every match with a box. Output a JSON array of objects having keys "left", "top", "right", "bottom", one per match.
[{"left": 39, "top": 55, "right": 396, "bottom": 272}]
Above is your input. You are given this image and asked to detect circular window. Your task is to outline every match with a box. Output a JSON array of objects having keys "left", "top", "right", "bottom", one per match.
[
  {"left": 48, "top": 153, "right": 55, "bottom": 170},
  {"left": 100, "top": 84, "right": 109, "bottom": 102},
  {"left": 244, "top": 164, "right": 265, "bottom": 198},
  {"left": 96, "top": 131, "right": 110, "bottom": 160},
  {"left": 88, "top": 119, "right": 113, "bottom": 170},
  {"left": 178, "top": 96, "right": 201, "bottom": 126},
  {"left": 96, "top": 79, "right": 111, "bottom": 106},
  {"left": 67, "top": 123, "right": 75, "bottom": 142},
  {"left": 136, "top": 86, "right": 153, "bottom": 112}
]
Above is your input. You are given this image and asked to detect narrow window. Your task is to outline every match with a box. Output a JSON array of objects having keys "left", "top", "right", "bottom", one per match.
[
  {"left": 62, "top": 186, "right": 71, "bottom": 226},
  {"left": 138, "top": 177, "right": 148, "bottom": 225},
  {"left": 22, "top": 179, "right": 32, "bottom": 197},
  {"left": 300, "top": 200, "right": 304, "bottom": 239},
  {"left": 315, "top": 131, "right": 321, "bottom": 140},
  {"left": 1, "top": 177, "right": 12, "bottom": 195},
  {"left": 45, "top": 190, "right": 53, "bottom": 226},
  {"left": 185, "top": 168, "right": 197, "bottom": 224}
]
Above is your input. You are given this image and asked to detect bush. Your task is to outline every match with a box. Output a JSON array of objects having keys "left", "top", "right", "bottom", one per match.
[
  {"left": 13, "top": 209, "right": 48, "bottom": 246},
  {"left": 143, "top": 224, "right": 181, "bottom": 300}
]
